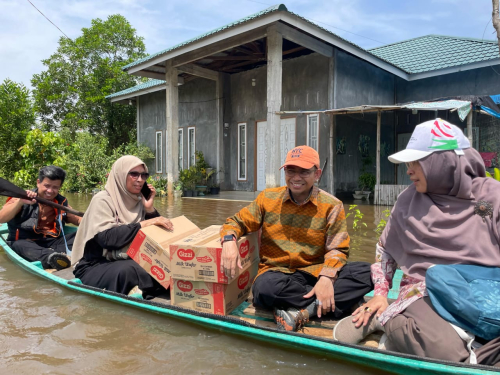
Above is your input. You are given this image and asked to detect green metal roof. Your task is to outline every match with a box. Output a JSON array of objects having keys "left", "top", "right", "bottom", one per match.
[
  {"left": 105, "top": 79, "right": 165, "bottom": 99},
  {"left": 369, "top": 35, "right": 499, "bottom": 74},
  {"left": 123, "top": 4, "right": 288, "bottom": 70},
  {"left": 122, "top": 4, "right": 387, "bottom": 72}
]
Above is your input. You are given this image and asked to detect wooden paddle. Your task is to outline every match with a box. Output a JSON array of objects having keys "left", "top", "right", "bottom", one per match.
[{"left": 0, "top": 177, "right": 85, "bottom": 217}]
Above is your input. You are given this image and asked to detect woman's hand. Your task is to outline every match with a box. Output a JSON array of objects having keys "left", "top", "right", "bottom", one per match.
[
  {"left": 351, "top": 295, "right": 389, "bottom": 328},
  {"left": 141, "top": 216, "right": 173, "bottom": 231},
  {"left": 142, "top": 183, "right": 156, "bottom": 213}
]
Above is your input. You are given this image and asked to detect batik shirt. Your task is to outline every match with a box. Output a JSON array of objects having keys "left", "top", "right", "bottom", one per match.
[
  {"left": 372, "top": 242, "right": 427, "bottom": 325},
  {"left": 220, "top": 186, "right": 350, "bottom": 280}
]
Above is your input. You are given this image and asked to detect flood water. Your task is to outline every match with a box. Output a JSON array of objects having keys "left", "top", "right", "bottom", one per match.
[{"left": 0, "top": 193, "right": 391, "bottom": 374}]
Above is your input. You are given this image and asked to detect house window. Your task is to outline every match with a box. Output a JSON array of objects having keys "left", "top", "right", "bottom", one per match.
[
  {"left": 178, "top": 128, "right": 184, "bottom": 171},
  {"left": 307, "top": 114, "right": 319, "bottom": 151},
  {"left": 155, "top": 131, "right": 162, "bottom": 173},
  {"left": 238, "top": 123, "right": 247, "bottom": 180},
  {"left": 188, "top": 127, "right": 196, "bottom": 167}
]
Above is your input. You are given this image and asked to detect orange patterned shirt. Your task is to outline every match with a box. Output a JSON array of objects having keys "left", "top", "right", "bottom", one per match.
[{"left": 220, "top": 186, "right": 350, "bottom": 280}]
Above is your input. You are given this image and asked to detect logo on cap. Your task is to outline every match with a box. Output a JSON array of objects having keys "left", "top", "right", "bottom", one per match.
[{"left": 429, "top": 120, "right": 458, "bottom": 150}]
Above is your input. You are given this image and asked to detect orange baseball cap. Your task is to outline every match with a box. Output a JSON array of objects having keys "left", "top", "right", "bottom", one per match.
[{"left": 280, "top": 145, "right": 320, "bottom": 170}]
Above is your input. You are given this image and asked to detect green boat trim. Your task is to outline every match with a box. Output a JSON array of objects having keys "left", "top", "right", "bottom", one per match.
[{"left": 0, "top": 223, "right": 498, "bottom": 375}]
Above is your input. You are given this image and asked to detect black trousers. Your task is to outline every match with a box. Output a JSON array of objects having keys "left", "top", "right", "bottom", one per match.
[
  {"left": 252, "top": 262, "right": 373, "bottom": 318},
  {"left": 74, "top": 259, "right": 167, "bottom": 299},
  {"left": 11, "top": 232, "right": 76, "bottom": 269}
]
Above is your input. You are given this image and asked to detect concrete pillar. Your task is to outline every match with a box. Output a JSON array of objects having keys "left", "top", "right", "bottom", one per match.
[
  {"left": 265, "top": 25, "right": 282, "bottom": 188},
  {"left": 136, "top": 96, "right": 140, "bottom": 144},
  {"left": 375, "top": 111, "right": 381, "bottom": 204},
  {"left": 216, "top": 72, "right": 226, "bottom": 186},
  {"left": 466, "top": 110, "right": 473, "bottom": 146},
  {"left": 327, "top": 54, "right": 336, "bottom": 195},
  {"left": 165, "top": 60, "right": 179, "bottom": 195}
]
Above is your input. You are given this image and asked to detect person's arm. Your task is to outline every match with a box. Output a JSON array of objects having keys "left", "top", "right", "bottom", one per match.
[
  {"left": 65, "top": 206, "right": 82, "bottom": 226},
  {"left": 94, "top": 224, "right": 142, "bottom": 250},
  {"left": 304, "top": 202, "right": 350, "bottom": 317},
  {"left": 319, "top": 203, "right": 350, "bottom": 280},
  {"left": 351, "top": 241, "right": 394, "bottom": 327},
  {"left": 220, "top": 193, "right": 265, "bottom": 278},
  {"left": 0, "top": 191, "right": 37, "bottom": 223}
]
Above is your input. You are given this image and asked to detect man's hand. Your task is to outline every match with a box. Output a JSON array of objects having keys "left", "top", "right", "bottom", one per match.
[
  {"left": 303, "top": 276, "right": 335, "bottom": 318},
  {"left": 20, "top": 190, "right": 37, "bottom": 205},
  {"left": 221, "top": 240, "right": 242, "bottom": 279},
  {"left": 142, "top": 184, "right": 156, "bottom": 213}
]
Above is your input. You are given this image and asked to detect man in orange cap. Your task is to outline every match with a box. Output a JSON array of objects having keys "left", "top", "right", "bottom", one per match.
[{"left": 220, "top": 146, "right": 372, "bottom": 331}]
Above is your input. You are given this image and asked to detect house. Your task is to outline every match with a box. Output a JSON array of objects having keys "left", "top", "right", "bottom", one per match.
[{"left": 107, "top": 4, "right": 500, "bottom": 197}]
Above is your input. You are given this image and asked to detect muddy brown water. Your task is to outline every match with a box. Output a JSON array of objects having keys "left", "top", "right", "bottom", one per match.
[{"left": 0, "top": 194, "right": 391, "bottom": 374}]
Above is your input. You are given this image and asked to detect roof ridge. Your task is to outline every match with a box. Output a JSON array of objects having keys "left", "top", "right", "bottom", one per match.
[{"left": 369, "top": 34, "right": 496, "bottom": 51}]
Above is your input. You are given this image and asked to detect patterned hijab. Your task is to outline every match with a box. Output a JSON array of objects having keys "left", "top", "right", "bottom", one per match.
[
  {"left": 71, "top": 156, "right": 147, "bottom": 265},
  {"left": 380, "top": 148, "right": 500, "bottom": 280}
]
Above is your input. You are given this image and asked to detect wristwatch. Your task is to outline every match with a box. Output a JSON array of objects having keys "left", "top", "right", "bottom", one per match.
[{"left": 221, "top": 234, "right": 236, "bottom": 245}]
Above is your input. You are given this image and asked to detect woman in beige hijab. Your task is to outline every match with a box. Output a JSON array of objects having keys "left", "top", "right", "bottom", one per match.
[{"left": 72, "top": 155, "right": 173, "bottom": 297}]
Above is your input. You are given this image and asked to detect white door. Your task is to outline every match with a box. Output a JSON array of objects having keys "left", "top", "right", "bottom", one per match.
[
  {"left": 397, "top": 133, "right": 412, "bottom": 185},
  {"left": 256, "top": 121, "right": 267, "bottom": 191},
  {"left": 280, "top": 118, "right": 296, "bottom": 186}
]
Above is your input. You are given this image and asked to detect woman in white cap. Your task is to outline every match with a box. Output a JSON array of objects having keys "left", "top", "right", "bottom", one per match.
[{"left": 334, "top": 119, "right": 500, "bottom": 366}]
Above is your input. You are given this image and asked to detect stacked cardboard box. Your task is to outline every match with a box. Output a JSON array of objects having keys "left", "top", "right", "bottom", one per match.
[
  {"left": 126, "top": 216, "right": 200, "bottom": 290},
  {"left": 170, "top": 225, "right": 259, "bottom": 315}
]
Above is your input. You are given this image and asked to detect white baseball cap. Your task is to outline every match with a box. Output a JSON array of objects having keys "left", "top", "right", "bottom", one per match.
[{"left": 388, "top": 118, "right": 471, "bottom": 164}]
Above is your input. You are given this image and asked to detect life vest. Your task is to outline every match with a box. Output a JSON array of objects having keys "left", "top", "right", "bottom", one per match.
[{"left": 6, "top": 189, "right": 68, "bottom": 242}]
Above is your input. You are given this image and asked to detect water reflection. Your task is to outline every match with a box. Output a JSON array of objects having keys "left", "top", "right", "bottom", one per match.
[{"left": 0, "top": 193, "right": 389, "bottom": 374}]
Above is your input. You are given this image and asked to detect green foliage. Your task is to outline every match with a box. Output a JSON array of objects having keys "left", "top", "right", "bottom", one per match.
[
  {"left": 14, "top": 129, "right": 68, "bottom": 189},
  {"left": 358, "top": 172, "right": 376, "bottom": 192},
  {"left": 486, "top": 168, "right": 500, "bottom": 181},
  {"left": 178, "top": 166, "right": 200, "bottom": 190},
  {"left": 147, "top": 175, "right": 168, "bottom": 196},
  {"left": 345, "top": 204, "right": 367, "bottom": 230},
  {"left": 14, "top": 130, "right": 153, "bottom": 192},
  {"left": 0, "top": 79, "right": 36, "bottom": 179},
  {"left": 375, "top": 209, "right": 391, "bottom": 235},
  {"left": 31, "top": 14, "right": 147, "bottom": 148}
]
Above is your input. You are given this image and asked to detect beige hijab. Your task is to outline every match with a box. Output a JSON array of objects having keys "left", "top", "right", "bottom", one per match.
[{"left": 71, "top": 155, "right": 147, "bottom": 265}]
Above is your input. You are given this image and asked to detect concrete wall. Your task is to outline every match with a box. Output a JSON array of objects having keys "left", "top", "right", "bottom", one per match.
[
  {"left": 137, "top": 91, "right": 166, "bottom": 174},
  {"left": 178, "top": 78, "right": 217, "bottom": 171},
  {"left": 225, "top": 53, "right": 331, "bottom": 191},
  {"left": 335, "top": 49, "right": 395, "bottom": 108},
  {"left": 137, "top": 78, "right": 218, "bottom": 178},
  {"left": 396, "top": 65, "right": 500, "bottom": 103}
]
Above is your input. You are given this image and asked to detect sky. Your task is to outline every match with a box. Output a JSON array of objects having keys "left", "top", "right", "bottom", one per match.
[{"left": 0, "top": 0, "right": 496, "bottom": 89}]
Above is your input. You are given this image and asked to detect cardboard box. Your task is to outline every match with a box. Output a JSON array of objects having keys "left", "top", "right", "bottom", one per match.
[
  {"left": 171, "top": 261, "right": 258, "bottom": 315},
  {"left": 126, "top": 216, "right": 200, "bottom": 290},
  {"left": 170, "top": 226, "right": 259, "bottom": 283}
]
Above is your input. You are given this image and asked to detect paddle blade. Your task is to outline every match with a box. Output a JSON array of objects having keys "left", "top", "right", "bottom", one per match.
[{"left": 0, "top": 177, "right": 29, "bottom": 199}]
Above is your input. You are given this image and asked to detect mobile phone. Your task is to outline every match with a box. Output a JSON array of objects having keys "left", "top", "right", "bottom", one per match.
[{"left": 141, "top": 183, "right": 152, "bottom": 200}]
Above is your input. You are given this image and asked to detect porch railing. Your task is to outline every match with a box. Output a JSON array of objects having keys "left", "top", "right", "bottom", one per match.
[{"left": 374, "top": 184, "right": 409, "bottom": 205}]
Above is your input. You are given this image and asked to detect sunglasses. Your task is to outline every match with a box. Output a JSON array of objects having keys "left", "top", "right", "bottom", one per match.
[{"left": 128, "top": 171, "right": 150, "bottom": 180}]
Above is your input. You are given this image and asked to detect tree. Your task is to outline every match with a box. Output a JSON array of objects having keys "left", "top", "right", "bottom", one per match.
[
  {"left": 0, "top": 79, "right": 36, "bottom": 179},
  {"left": 31, "top": 15, "right": 147, "bottom": 148},
  {"left": 493, "top": 0, "right": 500, "bottom": 52}
]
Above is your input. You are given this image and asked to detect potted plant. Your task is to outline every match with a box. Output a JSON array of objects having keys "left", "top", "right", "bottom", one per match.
[
  {"left": 205, "top": 168, "right": 220, "bottom": 195},
  {"left": 173, "top": 180, "right": 183, "bottom": 198},
  {"left": 354, "top": 172, "right": 376, "bottom": 200},
  {"left": 179, "top": 168, "right": 197, "bottom": 197}
]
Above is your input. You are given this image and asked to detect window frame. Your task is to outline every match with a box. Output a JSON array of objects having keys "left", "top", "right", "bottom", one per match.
[
  {"left": 155, "top": 130, "right": 163, "bottom": 174},
  {"left": 178, "top": 128, "right": 184, "bottom": 171},
  {"left": 237, "top": 122, "right": 247, "bottom": 181},
  {"left": 187, "top": 126, "right": 196, "bottom": 168},
  {"left": 306, "top": 114, "right": 319, "bottom": 152}
]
